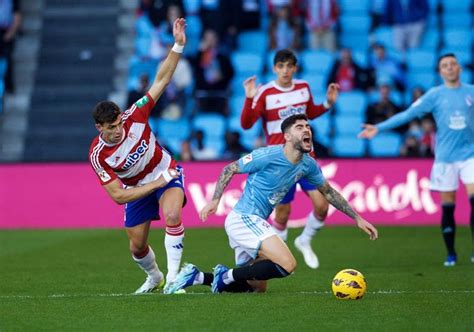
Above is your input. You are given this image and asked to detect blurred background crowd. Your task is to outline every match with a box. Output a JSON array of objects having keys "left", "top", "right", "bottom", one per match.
[{"left": 0, "top": 0, "right": 472, "bottom": 162}]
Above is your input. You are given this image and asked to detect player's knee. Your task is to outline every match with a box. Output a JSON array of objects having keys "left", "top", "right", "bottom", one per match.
[
  {"left": 315, "top": 201, "right": 329, "bottom": 220},
  {"left": 130, "top": 241, "right": 147, "bottom": 255},
  {"left": 164, "top": 210, "right": 181, "bottom": 225}
]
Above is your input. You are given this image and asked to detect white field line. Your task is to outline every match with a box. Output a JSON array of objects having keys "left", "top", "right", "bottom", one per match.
[{"left": 1, "top": 289, "right": 473, "bottom": 299}]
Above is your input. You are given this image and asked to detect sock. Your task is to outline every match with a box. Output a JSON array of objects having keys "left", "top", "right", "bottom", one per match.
[
  {"left": 193, "top": 272, "right": 213, "bottom": 286},
  {"left": 232, "top": 260, "right": 290, "bottom": 281},
  {"left": 441, "top": 204, "right": 456, "bottom": 256},
  {"left": 299, "top": 212, "right": 325, "bottom": 244},
  {"left": 222, "top": 269, "right": 235, "bottom": 284},
  {"left": 272, "top": 222, "right": 288, "bottom": 242},
  {"left": 164, "top": 223, "right": 185, "bottom": 282},
  {"left": 470, "top": 196, "right": 474, "bottom": 248},
  {"left": 132, "top": 245, "right": 162, "bottom": 281}
]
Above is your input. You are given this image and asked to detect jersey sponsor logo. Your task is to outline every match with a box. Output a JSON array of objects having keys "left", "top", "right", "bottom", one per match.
[
  {"left": 135, "top": 96, "right": 149, "bottom": 108},
  {"left": 448, "top": 111, "right": 466, "bottom": 130},
  {"left": 242, "top": 154, "right": 253, "bottom": 165},
  {"left": 278, "top": 105, "right": 306, "bottom": 119},
  {"left": 97, "top": 167, "right": 111, "bottom": 182},
  {"left": 123, "top": 139, "right": 149, "bottom": 170}
]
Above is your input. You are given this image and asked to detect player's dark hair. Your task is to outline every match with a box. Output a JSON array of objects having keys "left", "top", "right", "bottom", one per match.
[
  {"left": 273, "top": 49, "right": 297, "bottom": 66},
  {"left": 281, "top": 114, "right": 308, "bottom": 133},
  {"left": 437, "top": 53, "right": 456, "bottom": 71},
  {"left": 92, "top": 101, "right": 121, "bottom": 125}
]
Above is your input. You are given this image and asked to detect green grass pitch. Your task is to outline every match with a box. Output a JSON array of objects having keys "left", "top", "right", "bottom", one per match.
[{"left": 1, "top": 226, "right": 473, "bottom": 331}]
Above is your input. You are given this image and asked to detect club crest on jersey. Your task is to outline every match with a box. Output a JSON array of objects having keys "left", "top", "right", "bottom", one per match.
[
  {"left": 97, "top": 168, "right": 111, "bottom": 182},
  {"left": 465, "top": 95, "right": 473, "bottom": 107},
  {"left": 135, "top": 96, "right": 149, "bottom": 108},
  {"left": 242, "top": 153, "right": 253, "bottom": 165},
  {"left": 278, "top": 105, "right": 306, "bottom": 119},
  {"left": 123, "top": 139, "right": 148, "bottom": 170}
]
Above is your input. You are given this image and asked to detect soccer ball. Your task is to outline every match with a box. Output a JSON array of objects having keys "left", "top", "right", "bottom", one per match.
[{"left": 332, "top": 269, "right": 367, "bottom": 300}]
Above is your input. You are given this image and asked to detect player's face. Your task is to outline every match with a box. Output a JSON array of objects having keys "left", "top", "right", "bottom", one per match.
[
  {"left": 287, "top": 119, "right": 312, "bottom": 153},
  {"left": 439, "top": 56, "right": 461, "bottom": 83},
  {"left": 273, "top": 61, "right": 297, "bottom": 87},
  {"left": 97, "top": 117, "right": 124, "bottom": 144}
]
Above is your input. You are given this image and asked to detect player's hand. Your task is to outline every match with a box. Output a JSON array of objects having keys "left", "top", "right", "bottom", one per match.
[
  {"left": 173, "top": 18, "right": 187, "bottom": 46},
  {"left": 356, "top": 218, "right": 378, "bottom": 240},
  {"left": 326, "top": 83, "right": 340, "bottom": 107},
  {"left": 243, "top": 76, "right": 260, "bottom": 99},
  {"left": 358, "top": 124, "right": 379, "bottom": 139},
  {"left": 157, "top": 168, "right": 180, "bottom": 187},
  {"left": 199, "top": 199, "right": 219, "bottom": 222}
]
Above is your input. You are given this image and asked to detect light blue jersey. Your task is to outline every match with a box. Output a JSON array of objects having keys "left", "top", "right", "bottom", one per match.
[
  {"left": 233, "top": 145, "right": 325, "bottom": 220},
  {"left": 376, "top": 83, "right": 474, "bottom": 163}
]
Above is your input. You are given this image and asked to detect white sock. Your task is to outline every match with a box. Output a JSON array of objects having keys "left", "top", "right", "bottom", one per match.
[
  {"left": 164, "top": 223, "right": 185, "bottom": 282},
  {"left": 299, "top": 212, "right": 325, "bottom": 244},
  {"left": 193, "top": 272, "right": 204, "bottom": 285},
  {"left": 223, "top": 269, "right": 235, "bottom": 285},
  {"left": 272, "top": 224, "right": 288, "bottom": 242},
  {"left": 132, "top": 246, "right": 162, "bottom": 281}
]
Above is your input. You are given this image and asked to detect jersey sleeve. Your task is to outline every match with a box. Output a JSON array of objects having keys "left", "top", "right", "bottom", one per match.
[
  {"left": 306, "top": 85, "right": 329, "bottom": 119},
  {"left": 305, "top": 159, "right": 326, "bottom": 188},
  {"left": 376, "top": 88, "right": 435, "bottom": 131},
  {"left": 237, "top": 148, "right": 268, "bottom": 174},
  {"left": 124, "top": 92, "right": 157, "bottom": 123},
  {"left": 241, "top": 90, "right": 265, "bottom": 129}
]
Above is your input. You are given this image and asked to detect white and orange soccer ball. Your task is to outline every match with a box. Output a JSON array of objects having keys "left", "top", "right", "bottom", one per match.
[{"left": 332, "top": 269, "right": 367, "bottom": 300}]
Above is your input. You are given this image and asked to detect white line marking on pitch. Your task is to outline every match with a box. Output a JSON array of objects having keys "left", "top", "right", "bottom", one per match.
[{"left": 1, "top": 289, "right": 473, "bottom": 299}]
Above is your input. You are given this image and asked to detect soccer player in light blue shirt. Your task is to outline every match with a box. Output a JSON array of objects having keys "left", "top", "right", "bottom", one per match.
[
  {"left": 165, "top": 115, "right": 378, "bottom": 294},
  {"left": 359, "top": 53, "right": 474, "bottom": 266}
]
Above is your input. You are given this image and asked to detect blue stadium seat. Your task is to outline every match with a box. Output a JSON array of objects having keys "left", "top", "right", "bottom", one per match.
[
  {"left": 461, "top": 69, "right": 472, "bottom": 83},
  {"left": 332, "top": 135, "right": 366, "bottom": 157},
  {"left": 300, "top": 73, "right": 327, "bottom": 95},
  {"left": 334, "top": 114, "right": 365, "bottom": 135},
  {"left": 184, "top": 35, "right": 200, "bottom": 57},
  {"left": 442, "top": 29, "right": 472, "bottom": 50},
  {"left": 185, "top": 15, "right": 202, "bottom": 37},
  {"left": 336, "top": 91, "right": 368, "bottom": 117},
  {"left": 183, "top": 0, "right": 200, "bottom": 14},
  {"left": 368, "top": 132, "right": 402, "bottom": 157},
  {"left": 310, "top": 113, "right": 331, "bottom": 147},
  {"left": 163, "top": 137, "right": 184, "bottom": 155},
  {"left": 442, "top": 13, "right": 471, "bottom": 29},
  {"left": 135, "top": 15, "right": 154, "bottom": 39},
  {"left": 193, "top": 113, "right": 226, "bottom": 139},
  {"left": 128, "top": 57, "right": 159, "bottom": 89},
  {"left": 231, "top": 52, "right": 264, "bottom": 76},
  {"left": 0, "top": 57, "right": 6, "bottom": 78},
  {"left": 373, "top": 27, "right": 393, "bottom": 48},
  {"left": 406, "top": 71, "right": 438, "bottom": 90},
  {"left": 428, "top": 0, "right": 439, "bottom": 12},
  {"left": 339, "top": 0, "right": 370, "bottom": 14},
  {"left": 439, "top": 49, "right": 470, "bottom": 66},
  {"left": 228, "top": 116, "right": 262, "bottom": 150},
  {"left": 339, "top": 15, "right": 371, "bottom": 34},
  {"left": 301, "top": 50, "right": 335, "bottom": 76},
  {"left": 237, "top": 31, "right": 268, "bottom": 54},
  {"left": 420, "top": 29, "right": 439, "bottom": 50},
  {"left": 406, "top": 49, "right": 437, "bottom": 70},
  {"left": 368, "top": 89, "right": 404, "bottom": 106},
  {"left": 135, "top": 37, "right": 152, "bottom": 58},
  {"left": 151, "top": 118, "right": 191, "bottom": 142},
  {"left": 339, "top": 33, "right": 370, "bottom": 52},
  {"left": 440, "top": 0, "right": 472, "bottom": 12},
  {"left": 229, "top": 95, "right": 246, "bottom": 117},
  {"left": 352, "top": 50, "right": 368, "bottom": 68},
  {"left": 0, "top": 80, "right": 4, "bottom": 115},
  {"left": 204, "top": 136, "right": 225, "bottom": 155}
]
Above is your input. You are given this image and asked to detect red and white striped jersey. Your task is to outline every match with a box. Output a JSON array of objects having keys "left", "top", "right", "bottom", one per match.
[
  {"left": 89, "top": 93, "right": 176, "bottom": 187},
  {"left": 240, "top": 79, "right": 328, "bottom": 145}
]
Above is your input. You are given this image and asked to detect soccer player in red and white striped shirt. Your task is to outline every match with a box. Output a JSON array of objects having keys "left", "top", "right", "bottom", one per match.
[
  {"left": 240, "top": 49, "right": 339, "bottom": 269},
  {"left": 89, "top": 18, "right": 187, "bottom": 294}
]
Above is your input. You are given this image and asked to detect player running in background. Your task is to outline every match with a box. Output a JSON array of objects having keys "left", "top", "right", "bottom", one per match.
[
  {"left": 165, "top": 114, "right": 377, "bottom": 294},
  {"left": 89, "top": 18, "right": 187, "bottom": 293},
  {"left": 240, "top": 49, "right": 340, "bottom": 269},
  {"left": 359, "top": 53, "right": 474, "bottom": 266}
]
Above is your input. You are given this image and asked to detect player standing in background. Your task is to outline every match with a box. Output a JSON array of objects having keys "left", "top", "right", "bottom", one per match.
[
  {"left": 359, "top": 53, "right": 474, "bottom": 266},
  {"left": 164, "top": 114, "right": 378, "bottom": 294},
  {"left": 240, "top": 49, "right": 340, "bottom": 269},
  {"left": 89, "top": 18, "right": 187, "bottom": 293}
]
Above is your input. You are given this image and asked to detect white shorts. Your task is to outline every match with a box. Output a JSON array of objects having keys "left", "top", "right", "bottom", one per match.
[
  {"left": 225, "top": 210, "right": 276, "bottom": 266},
  {"left": 430, "top": 158, "right": 474, "bottom": 191}
]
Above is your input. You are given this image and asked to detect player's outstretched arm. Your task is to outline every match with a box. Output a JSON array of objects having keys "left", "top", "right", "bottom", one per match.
[
  {"left": 358, "top": 124, "right": 379, "bottom": 139},
  {"left": 317, "top": 182, "right": 378, "bottom": 240},
  {"left": 103, "top": 169, "right": 179, "bottom": 204},
  {"left": 199, "top": 161, "right": 241, "bottom": 221},
  {"left": 148, "top": 18, "right": 187, "bottom": 102}
]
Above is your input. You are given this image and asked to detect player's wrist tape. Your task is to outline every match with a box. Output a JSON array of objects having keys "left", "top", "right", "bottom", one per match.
[
  {"left": 162, "top": 169, "right": 176, "bottom": 183},
  {"left": 323, "top": 100, "right": 331, "bottom": 109},
  {"left": 172, "top": 43, "right": 184, "bottom": 53}
]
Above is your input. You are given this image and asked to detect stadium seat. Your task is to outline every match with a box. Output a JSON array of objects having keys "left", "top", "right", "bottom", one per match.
[
  {"left": 228, "top": 95, "right": 246, "bottom": 117},
  {"left": 135, "top": 15, "right": 154, "bottom": 39},
  {"left": 0, "top": 80, "right": 4, "bottom": 115},
  {"left": 420, "top": 29, "right": 440, "bottom": 50},
  {"left": 310, "top": 113, "right": 331, "bottom": 147},
  {"left": 339, "top": 33, "right": 370, "bottom": 52},
  {"left": 439, "top": 49, "right": 471, "bottom": 66},
  {"left": 228, "top": 116, "right": 262, "bottom": 150},
  {"left": 334, "top": 114, "right": 365, "bottom": 135},
  {"left": 368, "top": 132, "right": 402, "bottom": 157},
  {"left": 135, "top": 37, "right": 152, "bottom": 58},
  {"left": 440, "top": 0, "right": 472, "bottom": 12},
  {"left": 442, "top": 29, "right": 472, "bottom": 50},
  {"left": 428, "top": 0, "right": 439, "bottom": 12},
  {"left": 461, "top": 69, "right": 473, "bottom": 83},
  {"left": 192, "top": 113, "right": 226, "bottom": 140},
  {"left": 204, "top": 136, "right": 225, "bottom": 155},
  {"left": 442, "top": 13, "right": 471, "bottom": 29},
  {"left": 231, "top": 51, "right": 264, "bottom": 76},
  {"left": 368, "top": 89, "right": 404, "bottom": 106},
  {"left": 128, "top": 57, "right": 159, "bottom": 89},
  {"left": 185, "top": 15, "right": 202, "bottom": 37},
  {"left": 406, "top": 71, "right": 438, "bottom": 90},
  {"left": 0, "top": 57, "right": 6, "bottom": 78},
  {"left": 339, "top": 15, "right": 371, "bottom": 34},
  {"left": 183, "top": 0, "right": 200, "bottom": 14},
  {"left": 332, "top": 135, "right": 366, "bottom": 157},
  {"left": 301, "top": 50, "right": 335, "bottom": 76},
  {"left": 352, "top": 50, "right": 368, "bottom": 68},
  {"left": 406, "top": 49, "right": 437, "bottom": 71},
  {"left": 300, "top": 73, "right": 327, "bottom": 95},
  {"left": 335, "top": 91, "right": 368, "bottom": 117},
  {"left": 151, "top": 118, "right": 191, "bottom": 142},
  {"left": 373, "top": 27, "right": 393, "bottom": 48},
  {"left": 237, "top": 31, "right": 268, "bottom": 54},
  {"left": 339, "top": 0, "right": 370, "bottom": 14}
]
